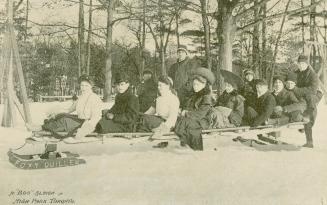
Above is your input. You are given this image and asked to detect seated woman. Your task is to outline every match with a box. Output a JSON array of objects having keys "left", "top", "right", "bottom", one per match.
[
  {"left": 138, "top": 75, "right": 180, "bottom": 139},
  {"left": 95, "top": 73, "right": 140, "bottom": 133},
  {"left": 214, "top": 80, "right": 245, "bottom": 127},
  {"left": 174, "top": 67, "right": 215, "bottom": 151},
  {"left": 26, "top": 75, "right": 103, "bottom": 142}
]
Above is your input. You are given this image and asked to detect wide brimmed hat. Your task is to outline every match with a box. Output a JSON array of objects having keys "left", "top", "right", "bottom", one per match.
[
  {"left": 220, "top": 69, "right": 243, "bottom": 89},
  {"left": 191, "top": 67, "right": 215, "bottom": 85},
  {"left": 298, "top": 55, "right": 308, "bottom": 63},
  {"left": 115, "top": 72, "right": 129, "bottom": 84},
  {"left": 78, "top": 75, "right": 94, "bottom": 86}
]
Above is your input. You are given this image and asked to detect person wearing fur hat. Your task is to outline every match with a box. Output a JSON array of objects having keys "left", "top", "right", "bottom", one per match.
[
  {"left": 137, "top": 70, "right": 158, "bottom": 113},
  {"left": 215, "top": 79, "right": 245, "bottom": 127},
  {"left": 95, "top": 72, "right": 140, "bottom": 133},
  {"left": 26, "top": 75, "right": 103, "bottom": 143},
  {"left": 240, "top": 69, "right": 257, "bottom": 109},
  {"left": 270, "top": 75, "right": 304, "bottom": 123},
  {"left": 244, "top": 79, "right": 276, "bottom": 127},
  {"left": 167, "top": 45, "right": 201, "bottom": 108},
  {"left": 174, "top": 67, "right": 215, "bottom": 150},
  {"left": 137, "top": 75, "right": 180, "bottom": 142}
]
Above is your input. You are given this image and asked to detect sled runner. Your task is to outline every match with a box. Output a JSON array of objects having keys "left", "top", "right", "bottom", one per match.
[
  {"left": 8, "top": 144, "right": 86, "bottom": 170},
  {"left": 26, "top": 126, "right": 252, "bottom": 144},
  {"left": 25, "top": 121, "right": 307, "bottom": 145}
]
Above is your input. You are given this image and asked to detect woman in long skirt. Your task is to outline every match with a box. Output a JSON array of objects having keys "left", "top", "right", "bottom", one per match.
[
  {"left": 138, "top": 75, "right": 180, "bottom": 140},
  {"left": 174, "top": 67, "right": 215, "bottom": 151},
  {"left": 26, "top": 75, "right": 102, "bottom": 142}
]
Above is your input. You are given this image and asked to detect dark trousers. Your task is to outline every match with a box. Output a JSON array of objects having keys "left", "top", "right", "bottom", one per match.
[
  {"left": 42, "top": 113, "right": 84, "bottom": 138},
  {"left": 244, "top": 107, "right": 258, "bottom": 126},
  {"left": 137, "top": 115, "right": 165, "bottom": 132},
  {"left": 304, "top": 108, "right": 317, "bottom": 144}
]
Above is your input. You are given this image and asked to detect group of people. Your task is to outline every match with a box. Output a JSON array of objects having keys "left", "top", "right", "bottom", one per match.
[{"left": 26, "top": 47, "right": 322, "bottom": 150}]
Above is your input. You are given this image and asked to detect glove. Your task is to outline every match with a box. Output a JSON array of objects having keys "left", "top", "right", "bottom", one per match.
[{"left": 105, "top": 112, "right": 114, "bottom": 120}]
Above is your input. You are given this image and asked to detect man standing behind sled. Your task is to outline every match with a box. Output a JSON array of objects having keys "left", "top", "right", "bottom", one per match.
[
  {"left": 167, "top": 45, "right": 200, "bottom": 109},
  {"left": 96, "top": 73, "right": 140, "bottom": 133},
  {"left": 289, "top": 55, "right": 321, "bottom": 148},
  {"left": 244, "top": 79, "right": 276, "bottom": 127}
]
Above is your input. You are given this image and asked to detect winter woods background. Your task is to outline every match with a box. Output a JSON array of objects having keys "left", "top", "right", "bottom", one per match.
[{"left": 0, "top": 0, "right": 326, "bottom": 101}]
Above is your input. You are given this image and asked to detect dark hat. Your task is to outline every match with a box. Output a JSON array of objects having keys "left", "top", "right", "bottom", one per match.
[
  {"left": 143, "top": 70, "right": 153, "bottom": 75},
  {"left": 298, "top": 55, "right": 308, "bottom": 63},
  {"left": 273, "top": 75, "right": 285, "bottom": 83},
  {"left": 244, "top": 69, "right": 255, "bottom": 76},
  {"left": 78, "top": 75, "right": 94, "bottom": 85},
  {"left": 191, "top": 67, "right": 215, "bottom": 85},
  {"left": 255, "top": 79, "right": 268, "bottom": 86},
  {"left": 115, "top": 72, "right": 129, "bottom": 84},
  {"left": 285, "top": 72, "right": 297, "bottom": 82},
  {"left": 177, "top": 45, "right": 188, "bottom": 54}
]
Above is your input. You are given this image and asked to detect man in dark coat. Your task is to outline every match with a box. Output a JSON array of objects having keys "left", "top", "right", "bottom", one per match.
[
  {"left": 286, "top": 56, "right": 320, "bottom": 148},
  {"left": 168, "top": 46, "right": 201, "bottom": 108},
  {"left": 137, "top": 70, "right": 158, "bottom": 113},
  {"left": 96, "top": 73, "right": 140, "bottom": 133},
  {"left": 271, "top": 75, "right": 304, "bottom": 122},
  {"left": 215, "top": 79, "right": 244, "bottom": 127},
  {"left": 245, "top": 79, "right": 276, "bottom": 127}
]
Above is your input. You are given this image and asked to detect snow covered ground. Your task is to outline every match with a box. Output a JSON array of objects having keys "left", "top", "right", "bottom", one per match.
[{"left": 0, "top": 101, "right": 327, "bottom": 205}]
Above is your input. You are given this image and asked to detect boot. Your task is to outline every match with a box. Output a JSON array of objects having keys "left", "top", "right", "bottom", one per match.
[{"left": 302, "top": 124, "right": 313, "bottom": 148}]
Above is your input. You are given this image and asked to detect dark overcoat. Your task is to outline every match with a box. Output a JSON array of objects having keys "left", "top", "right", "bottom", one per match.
[
  {"left": 240, "top": 80, "right": 257, "bottom": 108},
  {"left": 294, "top": 67, "right": 319, "bottom": 110},
  {"left": 251, "top": 92, "right": 276, "bottom": 126},
  {"left": 97, "top": 88, "right": 140, "bottom": 133},
  {"left": 215, "top": 90, "right": 245, "bottom": 126},
  {"left": 175, "top": 88, "right": 213, "bottom": 151},
  {"left": 138, "top": 78, "right": 158, "bottom": 113}
]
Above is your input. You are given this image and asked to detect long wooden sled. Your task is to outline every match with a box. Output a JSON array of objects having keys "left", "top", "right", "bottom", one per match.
[{"left": 26, "top": 121, "right": 308, "bottom": 145}]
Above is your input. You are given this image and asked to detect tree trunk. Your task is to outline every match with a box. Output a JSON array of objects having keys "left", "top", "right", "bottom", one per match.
[
  {"left": 218, "top": 12, "right": 235, "bottom": 72},
  {"left": 174, "top": 0, "right": 180, "bottom": 48},
  {"left": 261, "top": 3, "right": 267, "bottom": 79},
  {"left": 200, "top": 0, "right": 212, "bottom": 70},
  {"left": 104, "top": 0, "right": 115, "bottom": 102},
  {"left": 301, "top": 0, "right": 305, "bottom": 53},
  {"left": 158, "top": 0, "right": 166, "bottom": 75},
  {"left": 78, "top": 0, "right": 86, "bottom": 76},
  {"left": 252, "top": 0, "right": 260, "bottom": 76},
  {"left": 141, "top": 0, "right": 146, "bottom": 79},
  {"left": 86, "top": 0, "right": 93, "bottom": 75},
  {"left": 310, "top": 0, "right": 316, "bottom": 70}
]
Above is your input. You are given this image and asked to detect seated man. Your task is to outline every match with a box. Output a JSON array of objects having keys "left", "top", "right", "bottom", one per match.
[
  {"left": 137, "top": 70, "right": 158, "bottom": 113},
  {"left": 270, "top": 75, "right": 304, "bottom": 123},
  {"left": 244, "top": 79, "right": 276, "bottom": 127},
  {"left": 95, "top": 73, "right": 140, "bottom": 133},
  {"left": 215, "top": 79, "right": 244, "bottom": 127}
]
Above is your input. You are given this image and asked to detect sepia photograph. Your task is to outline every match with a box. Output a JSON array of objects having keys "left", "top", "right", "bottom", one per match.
[{"left": 0, "top": 0, "right": 327, "bottom": 204}]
